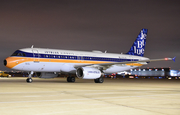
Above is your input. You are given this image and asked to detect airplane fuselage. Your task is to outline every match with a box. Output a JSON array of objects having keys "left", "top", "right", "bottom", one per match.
[{"left": 5, "top": 48, "right": 149, "bottom": 74}]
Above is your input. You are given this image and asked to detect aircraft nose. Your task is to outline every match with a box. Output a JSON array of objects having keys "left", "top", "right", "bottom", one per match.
[{"left": 4, "top": 59, "right": 7, "bottom": 66}]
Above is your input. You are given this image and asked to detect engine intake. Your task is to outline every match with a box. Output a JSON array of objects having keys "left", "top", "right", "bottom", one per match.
[{"left": 76, "top": 67, "right": 101, "bottom": 79}]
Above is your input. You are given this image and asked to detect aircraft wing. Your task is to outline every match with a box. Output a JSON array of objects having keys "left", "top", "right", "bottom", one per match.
[{"left": 74, "top": 57, "right": 175, "bottom": 69}]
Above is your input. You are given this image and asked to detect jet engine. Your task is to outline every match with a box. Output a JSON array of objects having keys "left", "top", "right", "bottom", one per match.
[
  {"left": 35, "top": 72, "right": 58, "bottom": 78},
  {"left": 76, "top": 67, "right": 101, "bottom": 79}
]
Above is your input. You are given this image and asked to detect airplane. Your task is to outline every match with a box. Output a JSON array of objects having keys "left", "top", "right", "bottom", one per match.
[{"left": 3, "top": 29, "right": 175, "bottom": 83}]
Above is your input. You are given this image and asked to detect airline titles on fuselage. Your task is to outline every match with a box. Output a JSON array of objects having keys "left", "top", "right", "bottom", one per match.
[{"left": 44, "top": 51, "right": 75, "bottom": 55}]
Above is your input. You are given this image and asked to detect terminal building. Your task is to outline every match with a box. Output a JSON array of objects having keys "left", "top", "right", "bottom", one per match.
[
  {"left": 130, "top": 68, "right": 170, "bottom": 77},
  {"left": 130, "top": 68, "right": 180, "bottom": 79}
]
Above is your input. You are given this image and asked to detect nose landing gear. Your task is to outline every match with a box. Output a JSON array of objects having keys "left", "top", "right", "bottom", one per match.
[{"left": 26, "top": 71, "right": 33, "bottom": 83}]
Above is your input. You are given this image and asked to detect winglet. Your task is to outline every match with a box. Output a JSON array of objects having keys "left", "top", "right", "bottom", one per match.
[
  {"left": 172, "top": 57, "right": 176, "bottom": 62},
  {"left": 165, "top": 57, "right": 176, "bottom": 62}
]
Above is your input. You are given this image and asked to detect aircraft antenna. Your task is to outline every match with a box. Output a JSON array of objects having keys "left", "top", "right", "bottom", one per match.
[{"left": 31, "top": 45, "right": 34, "bottom": 48}]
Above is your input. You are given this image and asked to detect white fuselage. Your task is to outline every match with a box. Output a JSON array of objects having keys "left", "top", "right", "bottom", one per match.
[{"left": 5, "top": 48, "right": 149, "bottom": 74}]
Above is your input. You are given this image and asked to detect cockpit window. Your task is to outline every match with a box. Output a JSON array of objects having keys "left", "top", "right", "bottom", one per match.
[
  {"left": 11, "top": 50, "right": 26, "bottom": 57},
  {"left": 23, "top": 53, "right": 26, "bottom": 56},
  {"left": 17, "top": 53, "right": 22, "bottom": 56},
  {"left": 11, "top": 51, "right": 18, "bottom": 56}
]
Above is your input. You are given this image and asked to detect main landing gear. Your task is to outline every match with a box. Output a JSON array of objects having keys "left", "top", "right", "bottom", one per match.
[
  {"left": 66, "top": 76, "right": 104, "bottom": 83},
  {"left": 26, "top": 71, "right": 33, "bottom": 83},
  {"left": 94, "top": 77, "right": 104, "bottom": 83},
  {"left": 94, "top": 71, "right": 104, "bottom": 83},
  {"left": 67, "top": 76, "right": 75, "bottom": 82}
]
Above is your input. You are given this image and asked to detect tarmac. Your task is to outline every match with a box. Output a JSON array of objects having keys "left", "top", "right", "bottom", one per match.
[{"left": 0, "top": 77, "right": 180, "bottom": 115}]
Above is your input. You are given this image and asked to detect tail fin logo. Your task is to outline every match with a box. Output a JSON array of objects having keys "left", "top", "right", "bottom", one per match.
[
  {"left": 126, "top": 29, "right": 148, "bottom": 57},
  {"left": 140, "top": 30, "right": 147, "bottom": 40}
]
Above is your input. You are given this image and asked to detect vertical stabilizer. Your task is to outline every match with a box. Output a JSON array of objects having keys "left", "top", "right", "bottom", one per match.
[{"left": 126, "top": 29, "right": 148, "bottom": 57}]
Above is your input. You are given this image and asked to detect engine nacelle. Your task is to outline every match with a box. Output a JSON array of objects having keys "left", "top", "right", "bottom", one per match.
[
  {"left": 76, "top": 67, "right": 101, "bottom": 79},
  {"left": 35, "top": 72, "right": 58, "bottom": 78}
]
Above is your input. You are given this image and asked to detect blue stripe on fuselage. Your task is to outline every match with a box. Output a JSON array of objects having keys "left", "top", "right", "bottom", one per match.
[{"left": 10, "top": 50, "right": 139, "bottom": 63}]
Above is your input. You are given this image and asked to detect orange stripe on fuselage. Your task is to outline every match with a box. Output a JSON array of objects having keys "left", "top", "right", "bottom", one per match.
[
  {"left": 5, "top": 57, "right": 143, "bottom": 69},
  {"left": 5, "top": 57, "right": 112, "bottom": 69}
]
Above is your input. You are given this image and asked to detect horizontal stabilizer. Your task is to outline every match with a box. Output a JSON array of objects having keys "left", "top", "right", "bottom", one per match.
[{"left": 172, "top": 57, "right": 176, "bottom": 62}]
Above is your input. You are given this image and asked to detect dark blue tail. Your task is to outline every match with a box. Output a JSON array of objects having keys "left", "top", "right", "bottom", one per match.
[{"left": 126, "top": 29, "right": 148, "bottom": 57}]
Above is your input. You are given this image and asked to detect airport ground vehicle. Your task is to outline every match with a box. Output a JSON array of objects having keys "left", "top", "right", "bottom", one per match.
[{"left": 0, "top": 71, "right": 11, "bottom": 77}]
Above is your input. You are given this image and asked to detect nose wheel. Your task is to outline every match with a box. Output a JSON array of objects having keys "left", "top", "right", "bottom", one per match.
[{"left": 26, "top": 78, "right": 33, "bottom": 83}]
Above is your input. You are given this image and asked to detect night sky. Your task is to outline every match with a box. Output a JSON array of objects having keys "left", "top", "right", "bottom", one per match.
[{"left": 0, "top": 0, "right": 180, "bottom": 71}]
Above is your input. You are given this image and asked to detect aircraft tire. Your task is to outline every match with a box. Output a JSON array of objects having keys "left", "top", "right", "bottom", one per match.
[
  {"left": 26, "top": 78, "right": 33, "bottom": 83},
  {"left": 67, "top": 77, "right": 71, "bottom": 82},
  {"left": 70, "top": 77, "right": 75, "bottom": 82},
  {"left": 67, "top": 77, "right": 75, "bottom": 82},
  {"left": 94, "top": 77, "right": 104, "bottom": 83},
  {"left": 94, "top": 79, "right": 98, "bottom": 83}
]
